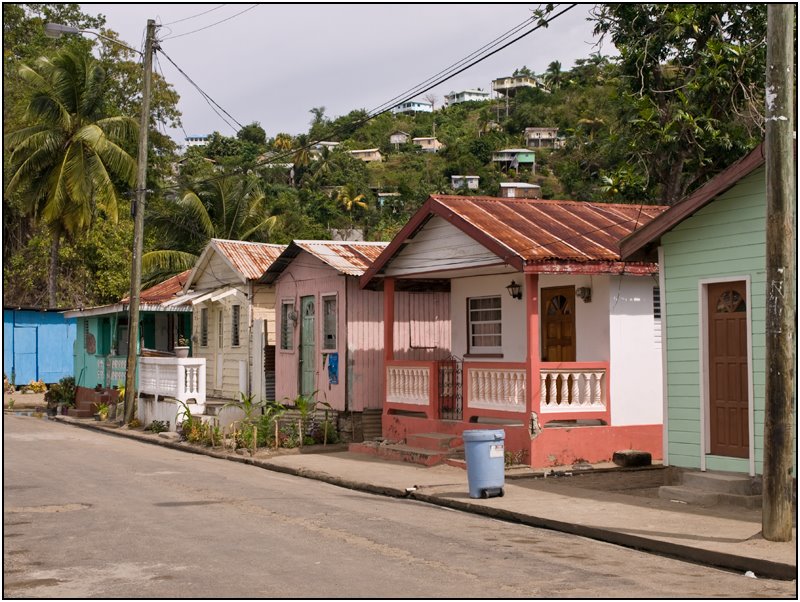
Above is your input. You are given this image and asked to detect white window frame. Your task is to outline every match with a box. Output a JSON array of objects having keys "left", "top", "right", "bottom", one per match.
[
  {"left": 321, "top": 293, "right": 337, "bottom": 351},
  {"left": 467, "top": 295, "right": 502, "bottom": 354}
]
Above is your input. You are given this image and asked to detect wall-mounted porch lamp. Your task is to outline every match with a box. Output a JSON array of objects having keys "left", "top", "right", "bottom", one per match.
[{"left": 506, "top": 280, "right": 522, "bottom": 300}]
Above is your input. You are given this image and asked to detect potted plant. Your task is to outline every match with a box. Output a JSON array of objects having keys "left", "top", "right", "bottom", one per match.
[
  {"left": 174, "top": 334, "right": 190, "bottom": 358},
  {"left": 44, "top": 385, "right": 59, "bottom": 417},
  {"left": 96, "top": 402, "right": 110, "bottom": 421}
]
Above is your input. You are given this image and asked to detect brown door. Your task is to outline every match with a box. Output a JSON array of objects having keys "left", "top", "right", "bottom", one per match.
[
  {"left": 708, "top": 282, "right": 749, "bottom": 458},
  {"left": 541, "top": 286, "right": 576, "bottom": 362}
]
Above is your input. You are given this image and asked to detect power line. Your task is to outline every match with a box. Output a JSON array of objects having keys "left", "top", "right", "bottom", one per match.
[
  {"left": 155, "top": 3, "right": 576, "bottom": 193},
  {"left": 154, "top": 51, "right": 190, "bottom": 142},
  {"left": 157, "top": 47, "right": 243, "bottom": 132},
  {"left": 162, "top": 4, "right": 227, "bottom": 26},
  {"left": 161, "top": 4, "right": 259, "bottom": 40}
]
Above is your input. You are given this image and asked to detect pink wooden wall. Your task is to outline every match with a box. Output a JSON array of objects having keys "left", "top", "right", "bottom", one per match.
[{"left": 274, "top": 252, "right": 450, "bottom": 412}]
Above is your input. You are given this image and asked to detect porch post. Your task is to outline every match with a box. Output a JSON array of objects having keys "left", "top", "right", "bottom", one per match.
[
  {"left": 384, "top": 277, "right": 395, "bottom": 362},
  {"left": 525, "top": 273, "right": 540, "bottom": 416}
]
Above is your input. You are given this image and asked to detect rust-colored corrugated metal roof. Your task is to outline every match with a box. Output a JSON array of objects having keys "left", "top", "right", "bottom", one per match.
[
  {"left": 295, "top": 241, "right": 388, "bottom": 276},
  {"left": 429, "top": 195, "right": 667, "bottom": 264},
  {"left": 122, "top": 270, "right": 193, "bottom": 305},
  {"left": 361, "top": 195, "right": 669, "bottom": 286},
  {"left": 211, "top": 239, "right": 287, "bottom": 281}
]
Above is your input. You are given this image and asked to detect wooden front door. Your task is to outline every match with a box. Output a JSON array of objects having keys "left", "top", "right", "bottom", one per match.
[
  {"left": 708, "top": 282, "right": 749, "bottom": 458},
  {"left": 299, "top": 296, "right": 316, "bottom": 397},
  {"left": 541, "top": 286, "right": 576, "bottom": 362}
]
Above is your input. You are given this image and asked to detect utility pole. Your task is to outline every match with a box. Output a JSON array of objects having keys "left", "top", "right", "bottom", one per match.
[
  {"left": 124, "top": 19, "right": 156, "bottom": 424},
  {"left": 762, "top": 4, "right": 795, "bottom": 542}
]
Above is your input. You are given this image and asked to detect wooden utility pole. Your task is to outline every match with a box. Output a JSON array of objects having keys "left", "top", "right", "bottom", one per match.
[
  {"left": 762, "top": 4, "right": 795, "bottom": 542},
  {"left": 124, "top": 19, "right": 156, "bottom": 424}
]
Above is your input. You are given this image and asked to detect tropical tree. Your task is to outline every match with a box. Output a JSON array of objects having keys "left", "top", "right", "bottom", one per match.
[
  {"left": 544, "top": 60, "right": 563, "bottom": 90},
  {"left": 5, "top": 47, "right": 137, "bottom": 306},
  {"left": 143, "top": 173, "right": 277, "bottom": 286},
  {"left": 272, "top": 132, "right": 293, "bottom": 151}
]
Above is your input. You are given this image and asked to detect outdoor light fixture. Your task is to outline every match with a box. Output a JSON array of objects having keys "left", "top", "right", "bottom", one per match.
[
  {"left": 506, "top": 280, "right": 522, "bottom": 300},
  {"left": 576, "top": 287, "right": 592, "bottom": 303}
]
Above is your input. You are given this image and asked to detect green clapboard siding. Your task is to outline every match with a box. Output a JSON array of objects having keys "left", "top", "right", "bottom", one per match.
[{"left": 661, "top": 166, "right": 771, "bottom": 474}]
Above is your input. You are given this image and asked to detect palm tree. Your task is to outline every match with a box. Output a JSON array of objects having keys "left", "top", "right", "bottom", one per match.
[
  {"left": 545, "top": 60, "right": 563, "bottom": 90},
  {"left": 273, "top": 132, "right": 293, "bottom": 151},
  {"left": 5, "top": 48, "right": 137, "bottom": 307},
  {"left": 143, "top": 173, "right": 277, "bottom": 286}
]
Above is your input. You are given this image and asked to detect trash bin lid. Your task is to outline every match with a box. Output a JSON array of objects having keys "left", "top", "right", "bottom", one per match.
[{"left": 462, "top": 428, "right": 505, "bottom": 442}]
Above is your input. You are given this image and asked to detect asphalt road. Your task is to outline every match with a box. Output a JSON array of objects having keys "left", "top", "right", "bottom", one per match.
[{"left": 3, "top": 415, "right": 796, "bottom": 598}]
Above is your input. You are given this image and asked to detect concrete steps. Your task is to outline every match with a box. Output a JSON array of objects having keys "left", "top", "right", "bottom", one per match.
[
  {"left": 659, "top": 471, "right": 762, "bottom": 508},
  {"left": 349, "top": 433, "right": 464, "bottom": 467}
]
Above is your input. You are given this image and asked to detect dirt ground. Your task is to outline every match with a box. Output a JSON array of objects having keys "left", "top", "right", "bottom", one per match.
[{"left": 3, "top": 391, "right": 45, "bottom": 409}]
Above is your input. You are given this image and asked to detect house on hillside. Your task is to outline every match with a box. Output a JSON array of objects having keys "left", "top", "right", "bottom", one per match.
[
  {"left": 492, "top": 148, "right": 535, "bottom": 172},
  {"left": 360, "top": 195, "right": 669, "bottom": 468},
  {"left": 63, "top": 271, "right": 206, "bottom": 421},
  {"left": 524, "top": 127, "right": 559, "bottom": 148},
  {"left": 444, "top": 89, "right": 491, "bottom": 106},
  {"left": 620, "top": 143, "right": 796, "bottom": 478},
  {"left": 451, "top": 175, "right": 480, "bottom": 191},
  {"left": 492, "top": 75, "right": 547, "bottom": 97},
  {"left": 499, "top": 182, "right": 542, "bottom": 199},
  {"left": 183, "top": 239, "right": 286, "bottom": 403},
  {"left": 412, "top": 136, "right": 444, "bottom": 153},
  {"left": 261, "top": 241, "right": 450, "bottom": 432},
  {"left": 389, "top": 131, "right": 410, "bottom": 147},
  {"left": 392, "top": 100, "right": 433, "bottom": 114},
  {"left": 349, "top": 148, "right": 383, "bottom": 163},
  {"left": 4, "top": 307, "right": 76, "bottom": 386}
]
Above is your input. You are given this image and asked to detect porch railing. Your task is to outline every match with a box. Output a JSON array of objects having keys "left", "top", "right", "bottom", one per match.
[
  {"left": 539, "top": 364, "right": 607, "bottom": 414},
  {"left": 138, "top": 357, "right": 206, "bottom": 412},
  {"left": 465, "top": 365, "right": 527, "bottom": 414},
  {"left": 386, "top": 362, "right": 434, "bottom": 406}
]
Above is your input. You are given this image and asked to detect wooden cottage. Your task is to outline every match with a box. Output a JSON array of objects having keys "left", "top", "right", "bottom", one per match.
[
  {"left": 261, "top": 240, "right": 450, "bottom": 420},
  {"left": 620, "top": 143, "right": 796, "bottom": 477},
  {"left": 183, "top": 239, "right": 286, "bottom": 403}
]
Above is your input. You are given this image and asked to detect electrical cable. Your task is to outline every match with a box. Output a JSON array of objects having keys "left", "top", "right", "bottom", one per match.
[
  {"left": 162, "top": 4, "right": 227, "bottom": 26},
  {"left": 158, "top": 47, "right": 243, "bottom": 132},
  {"left": 155, "top": 4, "right": 576, "bottom": 192},
  {"left": 155, "top": 52, "right": 190, "bottom": 142},
  {"left": 161, "top": 5, "right": 259, "bottom": 40}
]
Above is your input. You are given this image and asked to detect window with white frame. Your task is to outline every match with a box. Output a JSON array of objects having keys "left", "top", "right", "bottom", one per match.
[
  {"left": 280, "top": 301, "right": 294, "bottom": 350},
  {"left": 322, "top": 295, "right": 337, "bottom": 350},
  {"left": 200, "top": 308, "right": 208, "bottom": 346},
  {"left": 231, "top": 304, "right": 241, "bottom": 347},
  {"left": 468, "top": 296, "right": 502, "bottom": 354}
]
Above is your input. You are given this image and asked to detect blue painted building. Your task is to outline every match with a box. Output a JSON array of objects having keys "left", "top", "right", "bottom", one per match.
[{"left": 3, "top": 307, "right": 77, "bottom": 385}]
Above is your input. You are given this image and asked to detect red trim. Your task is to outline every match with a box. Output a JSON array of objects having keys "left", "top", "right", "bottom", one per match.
[
  {"left": 525, "top": 273, "right": 540, "bottom": 416},
  {"left": 620, "top": 143, "right": 766, "bottom": 259}
]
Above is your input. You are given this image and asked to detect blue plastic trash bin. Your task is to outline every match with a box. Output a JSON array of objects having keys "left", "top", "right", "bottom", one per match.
[{"left": 463, "top": 429, "right": 505, "bottom": 498}]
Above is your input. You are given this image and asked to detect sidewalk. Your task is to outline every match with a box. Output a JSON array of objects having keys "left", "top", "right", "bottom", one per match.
[{"left": 47, "top": 414, "right": 797, "bottom": 581}]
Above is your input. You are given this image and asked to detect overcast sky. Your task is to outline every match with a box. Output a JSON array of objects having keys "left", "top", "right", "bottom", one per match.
[{"left": 82, "top": 3, "right": 612, "bottom": 143}]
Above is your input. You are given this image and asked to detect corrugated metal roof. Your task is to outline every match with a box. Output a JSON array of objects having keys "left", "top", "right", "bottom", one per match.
[
  {"left": 121, "top": 270, "right": 193, "bottom": 306},
  {"left": 429, "top": 195, "right": 667, "bottom": 264},
  {"left": 294, "top": 241, "right": 388, "bottom": 276},
  {"left": 211, "top": 239, "right": 287, "bottom": 281}
]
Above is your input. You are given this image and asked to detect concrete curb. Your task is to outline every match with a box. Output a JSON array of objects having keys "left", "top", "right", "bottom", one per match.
[{"left": 52, "top": 416, "right": 795, "bottom": 581}]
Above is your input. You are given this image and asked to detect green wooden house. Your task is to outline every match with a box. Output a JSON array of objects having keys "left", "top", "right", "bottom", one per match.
[
  {"left": 621, "top": 143, "right": 795, "bottom": 477},
  {"left": 64, "top": 271, "right": 195, "bottom": 389}
]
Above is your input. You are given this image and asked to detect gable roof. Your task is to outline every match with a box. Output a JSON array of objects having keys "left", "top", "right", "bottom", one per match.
[
  {"left": 122, "top": 270, "right": 193, "bottom": 305},
  {"left": 620, "top": 143, "right": 765, "bottom": 260},
  {"left": 360, "top": 195, "right": 667, "bottom": 286},
  {"left": 185, "top": 239, "right": 287, "bottom": 291},
  {"left": 261, "top": 240, "right": 388, "bottom": 283}
]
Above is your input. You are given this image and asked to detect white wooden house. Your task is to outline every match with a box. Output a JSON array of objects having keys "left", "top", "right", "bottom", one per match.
[{"left": 183, "top": 239, "right": 286, "bottom": 402}]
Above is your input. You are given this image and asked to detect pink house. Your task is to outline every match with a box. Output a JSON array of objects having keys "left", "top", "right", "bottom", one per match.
[
  {"left": 261, "top": 240, "right": 450, "bottom": 417},
  {"left": 360, "top": 195, "right": 669, "bottom": 468}
]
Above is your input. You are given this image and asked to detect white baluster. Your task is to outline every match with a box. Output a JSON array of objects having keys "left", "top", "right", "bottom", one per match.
[
  {"left": 559, "top": 373, "right": 569, "bottom": 405},
  {"left": 571, "top": 373, "right": 580, "bottom": 406},
  {"left": 549, "top": 374, "right": 558, "bottom": 405},
  {"left": 584, "top": 373, "right": 592, "bottom": 405},
  {"left": 594, "top": 372, "right": 604, "bottom": 405}
]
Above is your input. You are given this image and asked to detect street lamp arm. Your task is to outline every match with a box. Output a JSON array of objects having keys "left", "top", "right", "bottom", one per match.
[{"left": 43, "top": 22, "right": 143, "bottom": 56}]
